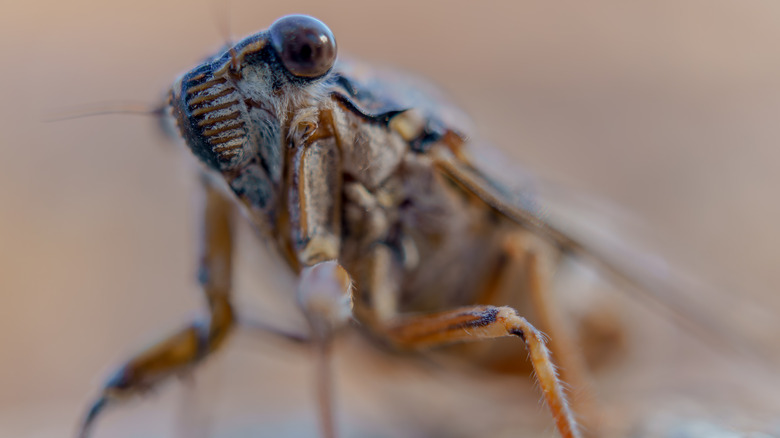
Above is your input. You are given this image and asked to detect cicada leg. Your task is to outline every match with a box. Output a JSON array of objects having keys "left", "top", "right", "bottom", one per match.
[
  {"left": 285, "top": 128, "right": 357, "bottom": 438},
  {"left": 77, "top": 177, "right": 236, "bottom": 438},
  {"left": 431, "top": 147, "right": 611, "bottom": 435},
  {"left": 295, "top": 261, "right": 354, "bottom": 438},
  {"left": 384, "top": 306, "right": 580, "bottom": 438},
  {"left": 507, "top": 235, "right": 601, "bottom": 435},
  {"left": 349, "top": 244, "right": 578, "bottom": 438}
]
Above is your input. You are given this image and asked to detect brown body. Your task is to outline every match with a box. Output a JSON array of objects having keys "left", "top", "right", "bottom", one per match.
[
  {"left": 248, "top": 57, "right": 544, "bottom": 320},
  {"left": 288, "top": 67, "right": 511, "bottom": 315},
  {"left": 79, "top": 16, "right": 605, "bottom": 438}
]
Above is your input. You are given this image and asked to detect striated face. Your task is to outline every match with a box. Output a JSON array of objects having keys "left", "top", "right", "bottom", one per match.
[{"left": 169, "top": 15, "right": 338, "bottom": 184}]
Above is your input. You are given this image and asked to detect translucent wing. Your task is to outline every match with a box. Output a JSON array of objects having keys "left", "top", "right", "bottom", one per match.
[
  {"left": 330, "top": 58, "right": 773, "bottom": 361},
  {"left": 435, "top": 143, "right": 773, "bottom": 364},
  {"left": 439, "top": 142, "right": 780, "bottom": 435}
]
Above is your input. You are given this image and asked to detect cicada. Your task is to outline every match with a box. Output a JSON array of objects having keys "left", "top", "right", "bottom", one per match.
[{"left": 75, "top": 14, "right": 775, "bottom": 438}]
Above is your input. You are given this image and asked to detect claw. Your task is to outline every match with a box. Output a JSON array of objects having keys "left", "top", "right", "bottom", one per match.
[
  {"left": 76, "top": 396, "right": 108, "bottom": 438},
  {"left": 76, "top": 364, "right": 136, "bottom": 438}
]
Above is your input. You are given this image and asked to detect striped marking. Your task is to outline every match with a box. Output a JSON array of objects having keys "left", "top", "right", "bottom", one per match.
[
  {"left": 188, "top": 88, "right": 235, "bottom": 106},
  {"left": 186, "top": 77, "right": 227, "bottom": 95},
  {"left": 216, "top": 148, "right": 241, "bottom": 159},
  {"left": 213, "top": 140, "right": 244, "bottom": 152},
  {"left": 208, "top": 132, "right": 244, "bottom": 145},
  {"left": 181, "top": 73, "right": 248, "bottom": 163},
  {"left": 197, "top": 111, "right": 241, "bottom": 127},
  {"left": 203, "top": 121, "right": 244, "bottom": 136},
  {"left": 191, "top": 100, "right": 240, "bottom": 117}
]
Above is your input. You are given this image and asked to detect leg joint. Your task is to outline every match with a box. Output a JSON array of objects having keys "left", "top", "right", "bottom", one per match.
[
  {"left": 509, "top": 328, "right": 526, "bottom": 340},
  {"left": 444, "top": 306, "right": 500, "bottom": 332}
]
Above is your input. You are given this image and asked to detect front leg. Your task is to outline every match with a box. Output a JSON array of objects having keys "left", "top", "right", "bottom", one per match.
[
  {"left": 287, "top": 130, "right": 354, "bottom": 438},
  {"left": 288, "top": 134, "right": 342, "bottom": 266},
  {"left": 296, "top": 261, "right": 353, "bottom": 438},
  {"left": 77, "top": 177, "right": 236, "bottom": 438}
]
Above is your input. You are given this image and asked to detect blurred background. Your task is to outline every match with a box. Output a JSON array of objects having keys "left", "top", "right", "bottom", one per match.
[{"left": 2, "top": 1, "right": 780, "bottom": 437}]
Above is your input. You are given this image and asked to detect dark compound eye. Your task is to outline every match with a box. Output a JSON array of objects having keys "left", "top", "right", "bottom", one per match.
[{"left": 269, "top": 15, "right": 337, "bottom": 79}]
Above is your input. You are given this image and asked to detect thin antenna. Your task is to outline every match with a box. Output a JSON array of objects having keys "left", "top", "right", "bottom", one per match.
[{"left": 44, "top": 101, "right": 165, "bottom": 123}]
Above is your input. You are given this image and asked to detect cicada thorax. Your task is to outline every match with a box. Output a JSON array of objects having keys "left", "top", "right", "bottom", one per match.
[
  {"left": 170, "top": 40, "right": 552, "bottom": 322},
  {"left": 318, "top": 66, "right": 587, "bottom": 380},
  {"left": 80, "top": 16, "right": 594, "bottom": 438},
  {"left": 317, "top": 73, "right": 515, "bottom": 316}
]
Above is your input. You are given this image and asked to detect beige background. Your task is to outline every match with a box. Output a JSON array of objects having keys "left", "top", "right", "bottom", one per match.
[{"left": 1, "top": 1, "right": 780, "bottom": 437}]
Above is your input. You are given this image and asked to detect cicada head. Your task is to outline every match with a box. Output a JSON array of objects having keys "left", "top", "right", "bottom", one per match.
[{"left": 169, "top": 14, "right": 337, "bottom": 189}]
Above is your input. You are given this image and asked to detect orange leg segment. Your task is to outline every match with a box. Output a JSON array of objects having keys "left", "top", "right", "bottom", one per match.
[{"left": 384, "top": 306, "right": 581, "bottom": 438}]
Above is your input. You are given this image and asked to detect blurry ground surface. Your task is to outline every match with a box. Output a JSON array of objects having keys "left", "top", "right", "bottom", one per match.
[{"left": 1, "top": 1, "right": 780, "bottom": 437}]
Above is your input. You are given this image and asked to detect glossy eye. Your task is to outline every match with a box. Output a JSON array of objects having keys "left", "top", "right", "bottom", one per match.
[{"left": 269, "top": 15, "right": 337, "bottom": 79}]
